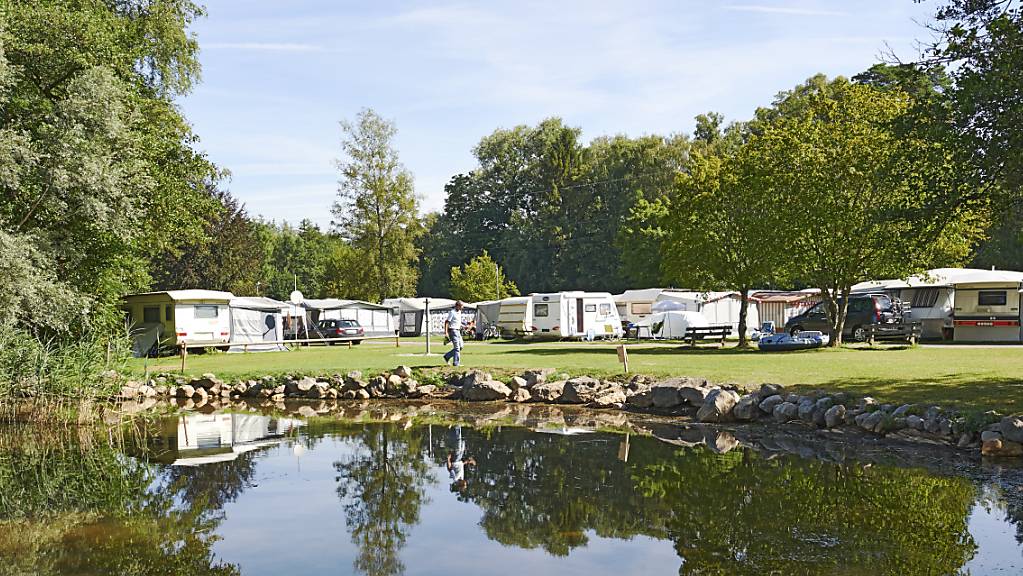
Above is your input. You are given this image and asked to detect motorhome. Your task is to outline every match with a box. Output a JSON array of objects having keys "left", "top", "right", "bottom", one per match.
[
  {"left": 531, "top": 292, "right": 623, "bottom": 339},
  {"left": 124, "top": 290, "right": 234, "bottom": 355}
]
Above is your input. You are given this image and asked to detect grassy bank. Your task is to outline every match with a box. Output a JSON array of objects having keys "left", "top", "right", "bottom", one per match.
[{"left": 128, "top": 339, "right": 1023, "bottom": 413}]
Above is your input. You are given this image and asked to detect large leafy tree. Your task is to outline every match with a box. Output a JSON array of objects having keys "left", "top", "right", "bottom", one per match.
[
  {"left": 448, "top": 250, "right": 519, "bottom": 303},
  {"left": 745, "top": 76, "right": 983, "bottom": 344},
  {"left": 0, "top": 0, "right": 219, "bottom": 331},
  {"left": 333, "top": 108, "right": 420, "bottom": 301}
]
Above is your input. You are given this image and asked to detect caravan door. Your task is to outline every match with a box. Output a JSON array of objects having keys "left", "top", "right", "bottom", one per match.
[{"left": 575, "top": 299, "right": 585, "bottom": 334}]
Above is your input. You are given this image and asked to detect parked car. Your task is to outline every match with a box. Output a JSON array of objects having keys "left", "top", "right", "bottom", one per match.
[
  {"left": 309, "top": 319, "right": 364, "bottom": 345},
  {"left": 784, "top": 294, "right": 902, "bottom": 342}
]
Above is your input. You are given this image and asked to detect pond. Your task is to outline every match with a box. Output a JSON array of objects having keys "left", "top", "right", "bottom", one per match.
[{"left": 1, "top": 403, "right": 1021, "bottom": 576}]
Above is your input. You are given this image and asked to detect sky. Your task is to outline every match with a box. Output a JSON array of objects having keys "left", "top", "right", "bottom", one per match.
[{"left": 178, "top": 0, "right": 938, "bottom": 228}]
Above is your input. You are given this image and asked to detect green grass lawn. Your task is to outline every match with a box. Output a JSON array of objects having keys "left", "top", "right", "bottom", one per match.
[{"left": 130, "top": 339, "right": 1023, "bottom": 413}]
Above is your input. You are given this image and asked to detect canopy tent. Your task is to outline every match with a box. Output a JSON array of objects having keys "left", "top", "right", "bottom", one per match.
[
  {"left": 301, "top": 299, "right": 395, "bottom": 336},
  {"left": 635, "top": 311, "right": 709, "bottom": 339},
  {"left": 472, "top": 300, "right": 503, "bottom": 338},
  {"left": 228, "top": 297, "right": 288, "bottom": 352},
  {"left": 382, "top": 297, "right": 473, "bottom": 336}
]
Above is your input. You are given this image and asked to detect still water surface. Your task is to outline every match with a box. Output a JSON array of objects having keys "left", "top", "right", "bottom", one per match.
[{"left": 1, "top": 406, "right": 1021, "bottom": 576}]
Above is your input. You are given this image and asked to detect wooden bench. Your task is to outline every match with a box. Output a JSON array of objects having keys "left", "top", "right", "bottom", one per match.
[{"left": 683, "top": 325, "right": 733, "bottom": 348}]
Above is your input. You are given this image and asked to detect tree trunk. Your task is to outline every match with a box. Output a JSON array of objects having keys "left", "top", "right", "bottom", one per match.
[
  {"left": 737, "top": 287, "right": 750, "bottom": 348},
  {"left": 832, "top": 286, "right": 852, "bottom": 346},
  {"left": 819, "top": 286, "right": 840, "bottom": 347}
]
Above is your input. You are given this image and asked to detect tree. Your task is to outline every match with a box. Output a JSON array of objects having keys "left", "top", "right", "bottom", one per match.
[
  {"left": 333, "top": 108, "right": 420, "bottom": 301},
  {"left": 449, "top": 251, "right": 520, "bottom": 303},
  {"left": 745, "top": 77, "right": 983, "bottom": 344},
  {"left": 661, "top": 148, "right": 782, "bottom": 347},
  {"left": 149, "top": 188, "right": 264, "bottom": 294}
]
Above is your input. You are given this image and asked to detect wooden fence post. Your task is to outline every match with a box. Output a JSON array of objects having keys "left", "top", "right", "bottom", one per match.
[
  {"left": 179, "top": 343, "right": 187, "bottom": 374},
  {"left": 616, "top": 344, "right": 629, "bottom": 373}
]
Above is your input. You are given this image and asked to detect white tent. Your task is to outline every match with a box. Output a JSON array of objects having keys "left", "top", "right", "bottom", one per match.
[
  {"left": 302, "top": 299, "right": 395, "bottom": 336},
  {"left": 635, "top": 311, "right": 709, "bottom": 339},
  {"left": 228, "top": 297, "right": 288, "bottom": 352},
  {"left": 472, "top": 300, "right": 503, "bottom": 338},
  {"left": 653, "top": 291, "right": 760, "bottom": 337},
  {"left": 382, "top": 297, "right": 473, "bottom": 336}
]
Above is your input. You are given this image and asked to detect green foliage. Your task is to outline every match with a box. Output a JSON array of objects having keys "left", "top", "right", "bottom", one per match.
[
  {"left": 334, "top": 108, "right": 420, "bottom": 301},
  {"left": 738, "top": 76, "right": 983, "bottom": 343},
  {"left": 449, "top": 250, "right": 519, "bottom": 303}
]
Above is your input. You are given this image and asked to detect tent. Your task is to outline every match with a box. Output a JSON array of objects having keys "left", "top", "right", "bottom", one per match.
[
  {"left": 635, "top": 311, "right": 709, "bottom": 339},
  {"left": 228, "top": 297, "right": 288, "bottom": 352},
  {"left": 301, "top": 299, "right": 395, "bottom": 336},
  {"left": 473, "top": 300, "right": 503, "bottom": 338},
  {"left": 653, "top": 291, "right": 760, "bottom": 337},
  {"left": 382, "top": 298, "right": 474, "bottom": 336}
]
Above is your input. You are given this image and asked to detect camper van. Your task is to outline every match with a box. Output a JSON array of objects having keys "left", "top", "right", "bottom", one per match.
[
  {"left": 953, "top": 281, "right": 1023, "bottom": 342},
  {"left": 531, "top": 292, "right": 623, "bottom": 339},
  {"left": 124, "top": 290, "right": 234, "bottom": 355}
]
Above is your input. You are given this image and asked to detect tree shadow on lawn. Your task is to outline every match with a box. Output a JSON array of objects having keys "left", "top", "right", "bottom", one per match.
[{"left": 807, "top": 374, "right": 1023, "bottom": 413}]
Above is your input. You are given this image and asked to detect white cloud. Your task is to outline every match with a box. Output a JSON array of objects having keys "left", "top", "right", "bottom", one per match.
[
  {"left": 724, "top": 4, "right": 848, "bottom": 17},
  {"left": 203, "top": 42, "right": 325, "bottom": 52}
]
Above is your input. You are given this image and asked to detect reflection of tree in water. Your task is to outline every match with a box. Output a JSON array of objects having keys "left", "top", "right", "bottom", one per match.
[
  {"left": 158, "top": 447, "right": 262, "bottom": 511},
  {"left": 0, "top": 432, "right": 240, "bottom": 576},
  {"left": 333, "top": 424, "right": 431, "bottom": 576},
  {"left": 439, "top": 427, "right": 981, "bottom": 575}
]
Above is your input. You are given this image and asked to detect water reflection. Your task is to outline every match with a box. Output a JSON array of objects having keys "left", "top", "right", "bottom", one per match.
[{"left": 0, "top": 408, "right": 1020, "bottom": 576}]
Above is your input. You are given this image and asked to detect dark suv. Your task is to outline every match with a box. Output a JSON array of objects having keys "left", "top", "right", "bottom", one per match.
[
  {"left": 309, "top": 319, "right": 364, "bottom": 345},
  {"left": 785, "top": 294, "right": 900, "bottom": 342}
]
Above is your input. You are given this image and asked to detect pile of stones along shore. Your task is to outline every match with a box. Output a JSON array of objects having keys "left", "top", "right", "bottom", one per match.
[{"left": 117, "top": 366, "right": 1023, "bottom": 459}]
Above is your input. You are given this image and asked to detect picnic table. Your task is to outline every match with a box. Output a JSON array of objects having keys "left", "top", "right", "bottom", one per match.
[{"left": 683, "top": 325, "right": 733, "bottom": 348}]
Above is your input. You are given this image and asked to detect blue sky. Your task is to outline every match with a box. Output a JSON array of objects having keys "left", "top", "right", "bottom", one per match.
[{"left": 178, "top": 0, "right": 937, "bottom": 228}]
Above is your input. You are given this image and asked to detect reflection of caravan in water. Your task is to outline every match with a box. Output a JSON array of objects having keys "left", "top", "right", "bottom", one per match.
[
  {"left": 530, "top": 292, "right": 623, "bottom": 339},
  {"left": 147, "top": 413, "right": 305, "bottom": 466}
]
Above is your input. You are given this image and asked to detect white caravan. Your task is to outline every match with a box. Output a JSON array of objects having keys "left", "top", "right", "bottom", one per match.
[
  {"left": 124, "top": 290, "right": 234, "bottom": 355},
  {"left": 853, "top": 268, "right": 1023, "bottom": 340},
  {"left": 531, "top": 292, "right": 623, "bottom": 339}
]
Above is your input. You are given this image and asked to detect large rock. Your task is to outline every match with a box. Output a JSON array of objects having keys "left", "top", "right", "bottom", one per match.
[
  {"left": 906, "top": 414, "right": 925, "bottom": 430},
  {"left": 982, "top": 438, "right": 1023, "bottom": 457},
  {"left": 511, "top": 387, "right": 532, "bottom": 403},
  {"left": 696, "top": 389, "right": 740, "bottom": 423},
  {"left": 522, "top": 369, "right": 556, "bottom": 388},
  {"left": 461, "top": 370, "right": 491, "bottom": 388},
  {"left": 306, "top": 383, "right": 329, "bottom": 399},
  {"left": 1000, "top": 416, "right": 1023, "bottom": 443},
  {"left": 286, "top": 376, "right": 317, "bottom": 395},
  {"left": 797, "top": 398, "right": 817, "bottom": 423},
  {"left": 758, "top": 395, "right": 784, "bottom": 415},
  {"left": 386, "top": 374, "right": 404, "bottom": 393},
  {"left": 559, "top": 378, "right": 598, "bottom": 404},
  {"left": 626, "top": 389, "right": 655, "bottom": 408},
  {"left": 811, "top": 397, "right": 834, "bottom": 427},
  {"left": 175, "top": 384, "right": 195, "bottom": 399},
  {"left": 462, "top": 380, "right": 512, "bottom": 401},
  {"left": 415, "top": 384, "right": 438, "bottom": 397},
  {"left": 773, "top": 402, "right": 798, "bottom": 422},
  {"left": 394, "top": 365, "right": 413, "bottom": 379},
  {"left": 532, "top": 380, "right": 566, "bottom": 402},
  {"left": 824, "top": 404, "right": 846, "bottom": 428},
  {"left": 732, "top": 394, "right": 759, "bottom": 421},
  {"left": 508, "top": 376, "right": 527, "bottom": 392},
  {"left": 592, "top": 388, "right": 627, "bottom": 408}
]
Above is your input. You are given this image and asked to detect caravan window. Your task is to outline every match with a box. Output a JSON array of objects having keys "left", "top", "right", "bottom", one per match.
[
  {"left": 143, "top": 306, "right": 160, "bottom": 323},
  {"left": 194, "top": 305, "right": 219, "bottom": 319},
  {"left": 534, "top": 304, "right": 549, "bottom": 317},
  {"left": 599, "top": 303, "right": 612, "bottom": 316},
  {"left": 978, "top": 291, "right": 1007, "bottom": 306},
  {"left": 910, "top": 289, "right": 939, "bottom": 308},
  {"left": 165, "top": 305, "right": 173, "bottom": 321},
  {"left": 585, "top": 304, "right": 597, "bottom": 313},
  {"left": 631, "top": 303, "right": 652, "bottom": 315}
]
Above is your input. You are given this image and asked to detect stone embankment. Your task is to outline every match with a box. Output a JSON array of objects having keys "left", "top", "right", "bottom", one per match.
[{"left": 117, "top": 366, "right": 1023, "bottom": 459}]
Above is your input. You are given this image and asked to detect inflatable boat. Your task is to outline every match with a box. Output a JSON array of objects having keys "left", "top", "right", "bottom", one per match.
[{"left": 757, "top": 331, "right": 829, "bottom": 352}]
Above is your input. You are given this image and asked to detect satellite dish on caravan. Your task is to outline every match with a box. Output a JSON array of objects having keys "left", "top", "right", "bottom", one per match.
[{"left": 290, "top": 290, "right": 304, "bottom": 304}]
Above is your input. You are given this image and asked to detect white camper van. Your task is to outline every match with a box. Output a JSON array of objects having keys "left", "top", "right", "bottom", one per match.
[
  {"left": 531, "top": 292, "right": 623, "bottom": 339},
  {"left": 124, "top": 290, "right": 234, "bottom": 355}
]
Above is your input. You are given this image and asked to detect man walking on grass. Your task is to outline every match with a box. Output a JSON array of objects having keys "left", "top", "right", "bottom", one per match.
[{"left": 443, "top": 301, "right": 464, "bottom": 366}]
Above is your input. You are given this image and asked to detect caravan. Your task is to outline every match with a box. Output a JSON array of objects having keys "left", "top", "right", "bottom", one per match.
[
  {"left": 531, "top": 292, "right": 623, "bottom": 339},
  {"left": 124, "top": 290, "right": 234, "bottom": 356}
]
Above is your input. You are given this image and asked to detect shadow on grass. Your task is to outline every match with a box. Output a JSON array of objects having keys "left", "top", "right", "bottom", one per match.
[{"left": 806, "top": 374, "right": 1023, "bottom": 413}]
